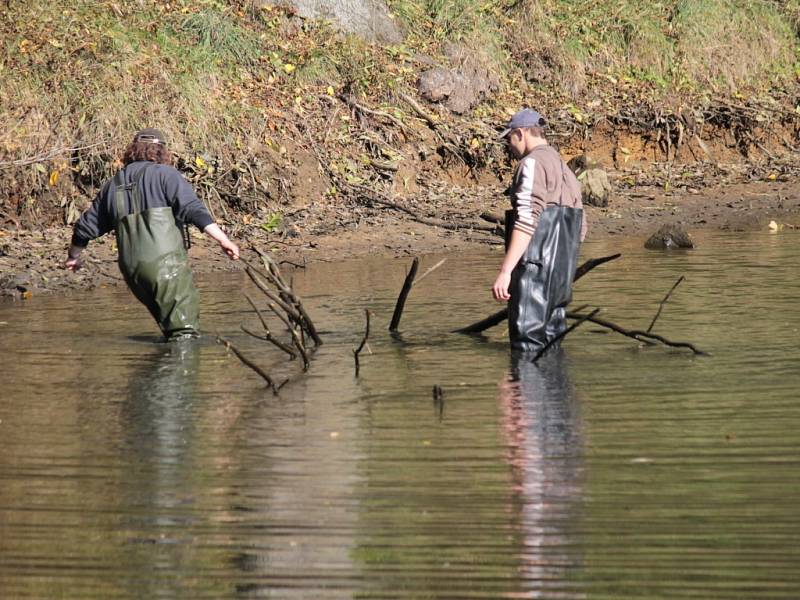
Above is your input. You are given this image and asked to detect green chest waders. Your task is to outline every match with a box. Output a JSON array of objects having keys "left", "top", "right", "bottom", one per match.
[{"left": 112, "top": 166, "right": 200, "bottom": 339}]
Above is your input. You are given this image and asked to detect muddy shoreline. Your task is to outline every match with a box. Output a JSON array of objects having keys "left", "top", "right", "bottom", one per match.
[{"left": 2, "top": 178, "right": 799, "bottom": 301}]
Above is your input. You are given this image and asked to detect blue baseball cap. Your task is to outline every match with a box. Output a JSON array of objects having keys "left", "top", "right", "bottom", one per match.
[{"left": 499, "top": 109, "right": 547, "bottom": 138}]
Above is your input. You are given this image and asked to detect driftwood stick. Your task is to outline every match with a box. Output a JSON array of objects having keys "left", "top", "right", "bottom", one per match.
[
  {"left": 532, "top": 308, "right": 600, "bottom": 363},
  {"left": 252, "top": 250, "right": 323, "bottom": 347},
  {"left": 413, "top": 258, "right": 446, "bottom": 286},
  {"left": 452, "top": 253, "right": 622, "bottom": 334},
  {"left": 353, "top": 308, "right": 371, "bottom": 377},
  {"left": 267, "top": 302, "right": 310, "bottom": 370},
  {"left": 216, "top": 335, "right": 279, "bottom": 393},
  {"left": 390, "top": 257, "right": 420, "bottom": 332},
  {"left": 245, "top": 267, "right": 304, "bottom": 323},
  {"left": 646, "top": 275, "right": 684, "bottom": 333},
  {"left": 568, "top": 312, "right": 708, "bottom": 355}
]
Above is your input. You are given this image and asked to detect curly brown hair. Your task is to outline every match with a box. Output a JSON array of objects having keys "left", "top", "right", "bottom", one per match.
[{"left": 122, "top": 141, "right": 173, "bottom": 166}]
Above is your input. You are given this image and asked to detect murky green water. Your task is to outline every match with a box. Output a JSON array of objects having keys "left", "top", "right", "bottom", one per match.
[{"left": 1, "top": 230, "right": 799, "bottom": 599}]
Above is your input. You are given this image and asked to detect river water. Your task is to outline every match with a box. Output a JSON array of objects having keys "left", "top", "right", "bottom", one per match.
[{"left": 1, "top": 231, "right": 799, "bottom": 599}]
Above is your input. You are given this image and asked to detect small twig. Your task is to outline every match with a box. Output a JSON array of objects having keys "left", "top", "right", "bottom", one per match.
[
  {"left": 413, "top": 258, "right": 446, "bottom": 286},
  {"left": 532, "top": 309, "right": 600, "bottom": 363},
  {"left": 354, "top": 188, "right": 498, "bottom": 233},
  {"left": 399, "top": 92, "right": 437, "bottom": 129},
  {"left": 646, "top": 276, "right": 684, "bottom": 333},
  {"left": 353, "top": 308, "right": 371, "bottom": 377},
  {"left": 216, "top": 335, "right": 280, "bottom": 394},
  {"left": 279, "top": 259, "right": 306, "bottom": 269},
  {"left": 0, "top": 141, "right": 109, "bottom": 169},
  {"left": 390, "top": 257, "right": 419, "bottom": 332},
  {"left": 342, "top": 95, "right": 410, "bottom": 135}
]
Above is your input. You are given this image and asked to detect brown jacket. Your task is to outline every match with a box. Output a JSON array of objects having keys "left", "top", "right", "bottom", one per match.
[{"left": 510, "top": 145, "right": 587, "bottom": 241}]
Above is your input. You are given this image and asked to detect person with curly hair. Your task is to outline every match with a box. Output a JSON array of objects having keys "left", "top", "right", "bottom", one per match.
[{"left": 65, "top": 128, "right": 239, "bottom": 340}]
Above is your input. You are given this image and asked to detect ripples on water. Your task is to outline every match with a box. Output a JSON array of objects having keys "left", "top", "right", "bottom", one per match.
[{"left": 1, "top": 231, "right": 799, "bottom": 598}]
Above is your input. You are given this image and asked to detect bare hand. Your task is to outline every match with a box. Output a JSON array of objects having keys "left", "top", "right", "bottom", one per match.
[
  {"left": 492, "top": 271, "right": 511, "bottom": 301},
  {"left": 65, "top": 257, "right": 82, "bottom": 272},
  {"left": 221, "top": 239, "right": 240, "bottom": 260}
]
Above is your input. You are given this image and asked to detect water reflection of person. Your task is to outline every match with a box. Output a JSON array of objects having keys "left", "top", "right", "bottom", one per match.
[
  {"left": 118, "top": 340, "right": 203, "bottom": 595},
  {"left": 498, "top": 348, "right": 585, "bottom": 598}
]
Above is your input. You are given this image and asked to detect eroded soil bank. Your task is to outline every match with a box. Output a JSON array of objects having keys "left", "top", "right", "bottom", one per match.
[{"left": 3, "top": 177, "right": 799, "bottom": 301}]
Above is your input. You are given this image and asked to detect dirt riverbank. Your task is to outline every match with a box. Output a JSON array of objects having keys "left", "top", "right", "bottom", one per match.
[{"left": 2, "top": 177, "right": 799, "bottom": 301}]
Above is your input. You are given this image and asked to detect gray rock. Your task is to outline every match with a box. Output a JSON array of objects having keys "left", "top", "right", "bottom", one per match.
[
  {"left": 578, "top": 168, "right": 612, "bottom": 208},
  {"left": 417, "top": 43, "right": 500, "bottom": 114},
  {"left": 418, "top": 68, "right": 453, "bottom": 102},
  {"left": 569, "top": 156, "right": 611, "bottom": 207},
  {"left": 645, "top": 224, "right": 695, "bottom": 250},
  {"left": 271, "top": 0, "right": 403, "bottom": 44}
]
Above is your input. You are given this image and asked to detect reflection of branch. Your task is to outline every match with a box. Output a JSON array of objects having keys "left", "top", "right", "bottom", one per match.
[
  {"left": 647, "top": 276, "right": 684, "bottom": 333},
  {"left": 353, "top": 309, "right": 371, "bottom": 377},
  {"left": 533, "top": 308, "right": 600, "bottom": 363}
]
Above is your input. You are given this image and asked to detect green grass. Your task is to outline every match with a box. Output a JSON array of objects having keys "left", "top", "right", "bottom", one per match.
[
  {"left": 508, "top": 0, "right": 797, "bottom": 96},
  {"left": 2, "top": 0, "right": 800, "bottom": 228}
]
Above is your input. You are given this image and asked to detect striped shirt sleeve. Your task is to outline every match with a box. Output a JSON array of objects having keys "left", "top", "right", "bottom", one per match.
[{"left": 513, "top": 157, "right": 540, "bottom": 235}]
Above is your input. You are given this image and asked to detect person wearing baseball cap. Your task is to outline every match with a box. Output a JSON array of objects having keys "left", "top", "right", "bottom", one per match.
[
  {"left": 492, "top": 108, "right": 587, "bottom": 352},
  {"left": 65, "top": 128, "right": 240, "bottom": 340}
]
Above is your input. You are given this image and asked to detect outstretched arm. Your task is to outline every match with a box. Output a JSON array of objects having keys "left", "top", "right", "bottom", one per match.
[{"left": 203, "top": 223, "right": 240, "bottom": 260}]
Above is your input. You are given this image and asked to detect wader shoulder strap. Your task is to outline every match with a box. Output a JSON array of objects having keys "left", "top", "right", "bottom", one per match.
[
  {"left": 112, "top": 164, "right": 153, "bottom": 224},
  {"left": 112, "top": 170, "right": 127, "bottom": 224}
]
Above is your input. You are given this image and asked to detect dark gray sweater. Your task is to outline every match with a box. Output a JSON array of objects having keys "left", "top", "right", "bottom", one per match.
[{"left": 71, "top": 161, "right": 214, "bottom": 247}]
